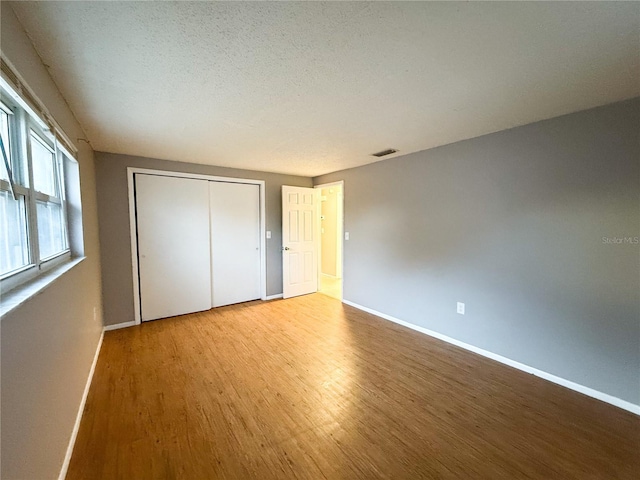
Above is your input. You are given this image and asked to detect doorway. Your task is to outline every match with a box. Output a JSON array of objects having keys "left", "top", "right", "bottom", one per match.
[{"left": 315, "top": 181, "right": 343, "bottom": 300}]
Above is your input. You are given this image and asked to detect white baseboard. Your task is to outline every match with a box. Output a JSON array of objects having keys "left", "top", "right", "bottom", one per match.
[
  {"left": 342, "top": 299, "right": 640, "bottom": 416},
  {"left": 264, "top": 294, "right": 283, "bottom": 300},
  {"left": 58, "top": 330, "right": 104, "bottom": 480},
  {"left": 103, "top": 320, "right": 137, "bottom": 331}
]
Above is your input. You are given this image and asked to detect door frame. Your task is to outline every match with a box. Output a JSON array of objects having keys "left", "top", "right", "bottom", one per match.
[
  {"left": 127, "top": 167, "right": 267, "bottom": 325},
  {"left": 314, "top": 180, "right": 344, "bottom": 296}
]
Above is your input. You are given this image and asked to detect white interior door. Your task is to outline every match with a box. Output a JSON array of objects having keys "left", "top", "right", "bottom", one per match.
[
  {"left": 282, "top": 185, "right": 318, "bottom": 298},
  {"left": 136, "top": 174, "right": 212, "bottom": 321},
  {"left": 210, "top": 181, "right": 261, "bottom": 307}
]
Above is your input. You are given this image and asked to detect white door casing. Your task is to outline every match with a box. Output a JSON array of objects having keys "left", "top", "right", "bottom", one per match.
[
  {"left": 282, "top": 185, "right": 318, "bottom": 298},
  {"left": 210, "top": 181, "right": 261, "bottom": 307},
  {"left": 136, "top": 174, "right": 212, "bottom": 321}
]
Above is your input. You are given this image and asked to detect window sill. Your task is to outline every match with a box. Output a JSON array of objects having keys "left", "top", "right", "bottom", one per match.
[{"left": 0, "top": 256, "right": 86, "bottom": 320}]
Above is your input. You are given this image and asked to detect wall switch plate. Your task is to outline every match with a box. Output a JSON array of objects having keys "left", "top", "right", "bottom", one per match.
[
  {"left": 266, "top": 231, "right": 271, "bottom": 239},
  {"left": 457, "top": 302, "right": 465, "bottom": 315},
  {"left": 93, "top": 306, "right": 98, "bottom": 322},
  {"left": 345, "top": 232, "right": 350, "bottom": 240}
]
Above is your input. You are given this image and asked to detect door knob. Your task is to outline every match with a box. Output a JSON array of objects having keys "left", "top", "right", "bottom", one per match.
[{"left": 282, "top": 246, "right": 290, "bottom": 251}]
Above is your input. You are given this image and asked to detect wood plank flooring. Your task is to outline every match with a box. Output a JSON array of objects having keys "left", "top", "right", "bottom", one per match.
[{"left": 68, "top": 294, "right": 640, "bottom": 479}]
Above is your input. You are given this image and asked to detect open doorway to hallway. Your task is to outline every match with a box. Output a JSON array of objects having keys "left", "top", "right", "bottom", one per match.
[{"left": 315, "top": 182, "right": 343, "bottom": 300}]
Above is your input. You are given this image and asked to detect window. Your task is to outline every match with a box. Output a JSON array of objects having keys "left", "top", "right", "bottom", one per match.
[
  {"left": 0, "top": 89, "right": 72, "bottom": 292},
  {"left": 0, "top": 107, "right": 12, "bottom": 181}
]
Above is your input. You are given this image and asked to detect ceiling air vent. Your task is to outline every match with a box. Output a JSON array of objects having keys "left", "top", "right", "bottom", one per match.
[{"left": 371, "top": 148, "right": 398, "bottom": 158}]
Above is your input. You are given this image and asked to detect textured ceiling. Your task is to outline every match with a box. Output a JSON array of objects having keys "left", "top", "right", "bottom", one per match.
[{"left": 8, "top": 1, "right": 640, "bottom": 177}]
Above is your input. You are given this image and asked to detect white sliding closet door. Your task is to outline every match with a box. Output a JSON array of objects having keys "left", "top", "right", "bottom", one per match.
[
  {"left": 136, "top": 174, "right": 212, "bottom": 321},
  {"left": 210, "top": 181, "right": 261, "bottom": 307}
]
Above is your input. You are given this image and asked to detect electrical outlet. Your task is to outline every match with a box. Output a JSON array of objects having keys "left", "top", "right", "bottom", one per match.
[
  {"left": 457, "top": 302, "right": 465, "bottom": 315},
  {"left": 345, "top": 232, "right": 350, "bottom": 240},
  {"left": 266, "top": 230, "right": 271, "bottom": 239}
]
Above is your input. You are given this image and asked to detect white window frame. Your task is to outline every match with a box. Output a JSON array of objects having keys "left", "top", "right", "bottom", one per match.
[{"left": 0, "top": 91, "right": 71, "bottom": 294}]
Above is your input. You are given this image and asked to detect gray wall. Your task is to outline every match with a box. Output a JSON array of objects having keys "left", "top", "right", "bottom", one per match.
[
  {"left": 315, "top": 99, "right": 640, "bottom": 406},
  {"left": 95, "top": 152, "right": 312, "bottom": 327},
  {"left": 1, "top": 6, "right": 104, "bottom": 479}
]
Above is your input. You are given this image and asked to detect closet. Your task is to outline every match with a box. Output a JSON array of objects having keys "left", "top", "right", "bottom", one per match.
[{"left": 134, "top": 173, "right": 261, "bottom": 322}]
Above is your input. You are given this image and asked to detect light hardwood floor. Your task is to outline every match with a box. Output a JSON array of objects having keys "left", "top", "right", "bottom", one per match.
[{"left": 68, "top": 294, "right": 639, "bottom": 479}]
